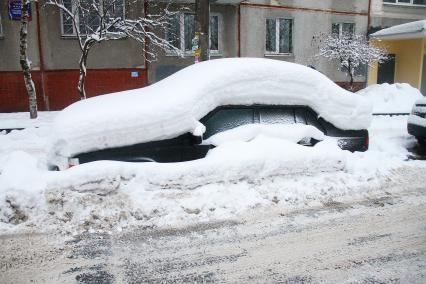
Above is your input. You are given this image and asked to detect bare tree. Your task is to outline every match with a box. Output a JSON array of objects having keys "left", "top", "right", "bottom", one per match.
[
  {"left": 313, "top": 33, "right": 388, "bottom": 90},
  {"left": 20, "top": 0, "right": 38, "bottom": 118},
  {"left": 44, "top": 0, "right": 182, "bottom": 99}
]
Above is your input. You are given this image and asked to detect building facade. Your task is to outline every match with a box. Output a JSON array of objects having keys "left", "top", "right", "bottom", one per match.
[
  {"left": 0, "top": 0, "right": 148, "bottom": 112},
  {"left": 370, "top": 0, "right": 426, "bottom": 30},
  {"left": 148, "top": 0, "right": 370, "bottom": 87},
  {"left": 367, "top": 0, "right": 426, "bottom": 94},
  {"left": 1, "top": 0, "right": 373, "bottom": 112}
]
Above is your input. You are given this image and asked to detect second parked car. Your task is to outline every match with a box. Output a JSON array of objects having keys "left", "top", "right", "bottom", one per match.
[{"left": 408, "top": 97, "right": 426, "bottom": 145}]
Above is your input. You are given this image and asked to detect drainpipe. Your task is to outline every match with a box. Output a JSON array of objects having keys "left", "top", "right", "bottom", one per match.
[
  {"left": 35, "top": 2, "right": 49, "bottom": 110},
  {"left": 144, "top": 0, "right": 150, "bottom": 85},
  {"left": 238, "top": 2, "right": 241, "bottom": 57},
  {"left": 367, "top": 0, "right": 372, "bottom": 33}
]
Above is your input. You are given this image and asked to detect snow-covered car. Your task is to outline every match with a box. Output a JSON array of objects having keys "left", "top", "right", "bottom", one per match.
[
  {"left": 408, "top": 97, "right": 426, "bottom": 144},
  {"left": 48, "top": 58, "right": 372, "bottom": 170}
]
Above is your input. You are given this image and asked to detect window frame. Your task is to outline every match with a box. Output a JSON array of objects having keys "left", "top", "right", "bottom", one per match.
[
  {"left": 264, "top": 17, "right": 294, "bottom": 56},
  {"left": 0, "top": 12, "right": 3, "bottom": 38},
  {"left": 60, "top": 0, "right": 126, "bottom": 37},
  {"left": 166, "top": 12, "right": 222, "bottom": 56},
  {"left": 383, "top": 0, "right": 426, "bottom": 6},
  {"left": 331, "top": 22, "right": 356, "bottom": 38}
]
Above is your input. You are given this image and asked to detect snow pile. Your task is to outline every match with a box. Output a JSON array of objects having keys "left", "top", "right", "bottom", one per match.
[
  {"left": 0, "top": 135, "right": 344, "bottom": 234},
  {"left": 50, "top": 58, "right": 372, "bottom": 162},
  {"left": 371, "top": 19, "right": 426, "bottom": 38},
  {"left": 357, "top": 83, "right": 424, "bottom": 113},
  {"left": 0, "top": 152, "right": 47, "bottom": 225},
  {"left": 204, "top": 124, "right": 324, "bottom": 146},
  {"left": 0, "top": 112, "right": 423, "bottom": 235}
]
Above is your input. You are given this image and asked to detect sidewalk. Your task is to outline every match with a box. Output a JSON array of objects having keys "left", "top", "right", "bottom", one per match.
[{"left": 0, "top": 112, "right": 58, "bottom": 130}]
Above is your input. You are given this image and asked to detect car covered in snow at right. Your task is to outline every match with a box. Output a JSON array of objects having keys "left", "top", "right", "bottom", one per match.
[{"left": 408, "top": 97, "right": 426, "bottom": 144}]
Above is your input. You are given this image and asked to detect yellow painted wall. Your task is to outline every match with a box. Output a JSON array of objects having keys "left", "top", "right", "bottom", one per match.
[{"left": 368, "top": 38, "right": 425, "bottom": 88}]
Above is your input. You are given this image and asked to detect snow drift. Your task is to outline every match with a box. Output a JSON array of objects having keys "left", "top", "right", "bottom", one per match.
[
  {"left": 357, "top": 83, "right": 423, "bottom": 113},
  {"left": 50, "top": 58, "right": 372, "bottom": 161}
]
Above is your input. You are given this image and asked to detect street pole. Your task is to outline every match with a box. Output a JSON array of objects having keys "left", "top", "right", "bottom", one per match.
[{"left": 195, "top": 0, "right": 210, "bottom": 62}]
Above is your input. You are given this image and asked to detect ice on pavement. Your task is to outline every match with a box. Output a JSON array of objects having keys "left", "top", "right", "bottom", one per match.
[{"left": 50, "top": 58, "right": 372, "bottom": 160}]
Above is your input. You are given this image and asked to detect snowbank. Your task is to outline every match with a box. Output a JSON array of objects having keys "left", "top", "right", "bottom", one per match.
[
  {"left": 357, "top": 83, "right": 423, "bottom": 113},
  {"left": 0, "top": 112, "right": 424, "bottom": 235},
  {"left": 1, "top": 136, "right": 345, "bottom": 234},
  {"left": 51, "top": 58, "right": 372, "bottom": 160}
]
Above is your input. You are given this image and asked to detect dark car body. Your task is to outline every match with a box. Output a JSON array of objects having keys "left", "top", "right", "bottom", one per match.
[
  {"left": 71, "top": 105, "right": 368, "bottom": 166},
  {"left": 408, "top": 99, "right": 426, "bottom": 144}
]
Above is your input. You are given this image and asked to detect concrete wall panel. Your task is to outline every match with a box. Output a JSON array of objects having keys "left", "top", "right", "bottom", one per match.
[
  {"left": 240, "top": 4, "right": 368, "bottom": 82},
  {"left": 0, "top": 2, "right": 40, "bottom": 72}
]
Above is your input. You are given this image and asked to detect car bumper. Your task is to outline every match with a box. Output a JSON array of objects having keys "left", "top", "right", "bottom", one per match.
[
  {"left": 407, "top": 114, "right": 426, "bottom": 139},
  {"left": 408, "top": 122, "right": 426, "bottom": 140}
]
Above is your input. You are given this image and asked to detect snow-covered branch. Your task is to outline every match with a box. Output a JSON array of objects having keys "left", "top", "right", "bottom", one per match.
[{"left": 313, "top": 33, "right": 388, "bottom": 89}]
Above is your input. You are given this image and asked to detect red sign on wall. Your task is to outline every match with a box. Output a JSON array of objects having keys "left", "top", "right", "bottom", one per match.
[{"left": 8, "top": 0, "right": 32, "bottom": 21}]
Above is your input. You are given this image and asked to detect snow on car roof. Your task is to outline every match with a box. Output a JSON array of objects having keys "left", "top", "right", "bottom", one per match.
[{"left": 51, "top": 58, "right": 372, "bottom": 158}]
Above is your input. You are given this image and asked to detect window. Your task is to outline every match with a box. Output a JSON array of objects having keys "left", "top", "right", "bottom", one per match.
[
  {"left": 167, "top": 13, "right": 221, "bottom": 54},
  {"left": 61, "top": 0, "right": 125, "bottom": 36},
  {"left": 0, "top": 13, "right": 3, "bottom": 38},
  {"left": 332, "top": 22, "right": 355, "bottom": 38},
  {"left": 259, "top": 109, "right": 295, "bottom": 125},
  {"left": 383, "top": 0, "right": 426, "bottom": 5},
  {"left": 265, "top": 18, "right": 293, "bottom": 54},
  {"left": 201, "top": 108, "right": 254, "bottom": 138}
]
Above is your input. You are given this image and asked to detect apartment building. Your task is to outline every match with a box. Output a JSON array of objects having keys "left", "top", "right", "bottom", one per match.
[
  {"left": 0, "top": 0, "right": 370, "bottom": 112},
  {"left": 370, "top": 0, "right": 426, "bottom": 30},
  {"left": 367, "top": 0, "right": 426, "bottom": 93}
]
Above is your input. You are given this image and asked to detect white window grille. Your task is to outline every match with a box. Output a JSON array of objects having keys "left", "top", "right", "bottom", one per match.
[
  {"left": 383, "top": 0, "right": 426, "bottom": 6},
  {"left": 265, "top": 18, "right": 293, "bottom": 55},
  {"left": 166, "top": 13, "right": 222, "bottom": 55},
  {"left": 0, "top": 13, "right": 3, "bottom": 37},
  {"left": 332, "top": 22, "right": 355, "bottom": 38},
  {"left": 61, "top": 0, "right": 125, "bottom": 36}
]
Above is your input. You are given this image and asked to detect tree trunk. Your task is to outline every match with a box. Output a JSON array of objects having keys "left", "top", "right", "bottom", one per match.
[
  {"left": 348, "top": 61, "right": 354, "bottom": 91},
  {"left": 77, "top": 41, "right": 94, "bottom": 100},
  {"left": 19, "top": 0, "right": 37, "bottom": 119},
  {"left": 195, "top": 0, "right": 210, "bottom": 62}
]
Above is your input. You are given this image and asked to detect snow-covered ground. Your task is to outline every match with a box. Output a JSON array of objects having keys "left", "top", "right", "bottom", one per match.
[{"left": 0, "top": 110, "right": 424, "bottom": 236}]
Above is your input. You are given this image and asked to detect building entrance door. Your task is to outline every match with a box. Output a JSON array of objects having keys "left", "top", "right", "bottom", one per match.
[{"left": 378, "top": 54, "right": 395, "bottom": 84}]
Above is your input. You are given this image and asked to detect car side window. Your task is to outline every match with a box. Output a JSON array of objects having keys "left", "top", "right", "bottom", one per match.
[
  {"left": 259, "top": 108, "right": 295, "bottom": 124},
  {"left": 305, "top": 110, "right": 325, "bottom": 133},
  {"left": 294, "top": 108, "right": 306, "bottom": 124},
  {"left": 202, "top": 108, "right": 254, "bottom": 138}
]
